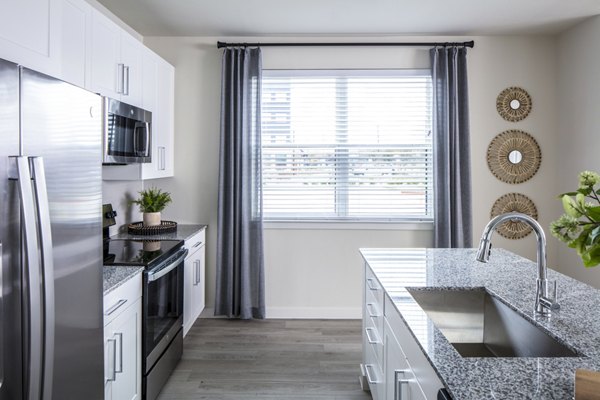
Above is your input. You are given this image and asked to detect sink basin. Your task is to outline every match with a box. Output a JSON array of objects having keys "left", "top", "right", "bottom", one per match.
[{"left": 406, "top": 288, "right": 580, "bottom": 358}]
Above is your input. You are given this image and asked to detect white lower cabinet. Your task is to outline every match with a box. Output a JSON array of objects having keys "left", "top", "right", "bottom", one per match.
[
  {"left": 384, "top": 319, "right": 426, "bottom": 400},
  {"left": 104, "top": 274, "right": 142, "bottom": 400},
  {"left": 183, "top": 228, "right": 206, "bottom": 336},
  {"left": 363, "top": 264, "right": 445, "bottom": 400}
]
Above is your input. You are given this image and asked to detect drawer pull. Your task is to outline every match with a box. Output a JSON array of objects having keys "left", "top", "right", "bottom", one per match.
[
  {"left": 365, "top": 364, "right": 379, "bottom": 385},
  {"left": 365, "top": 327, "right": 380, "bottom": 344},
  {"left": 395, "top": 370, "right": 410, "bottom": 400},
  {"left": 104, "top": 299, "right": 127, "bottom": 316},
  {"left": 366, "top": 302, "right": 379, "bottom": 317},
  {"left": 366, "top": 278, "right": 379, "bottom": 291},
  {"left": 192, "top": 241, "right": 202, "bottom": 248}
]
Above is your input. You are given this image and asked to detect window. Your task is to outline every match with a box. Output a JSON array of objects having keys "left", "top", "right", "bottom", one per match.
[{"left": 261, "top": 69, "right": 433, "bottom": 222}]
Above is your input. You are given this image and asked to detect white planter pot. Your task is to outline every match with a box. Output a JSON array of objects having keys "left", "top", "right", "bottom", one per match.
[{"left": 143, "top": 212, "right": 161, "bottom": 227}]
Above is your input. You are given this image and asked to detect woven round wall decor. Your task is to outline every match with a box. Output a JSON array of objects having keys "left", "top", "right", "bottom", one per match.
[
  {"left": 487, "top": 130, "right": 541, "bottom": 184},
  {"left": 490, "top": 193, "right": 538, "bottom": 239},
  {"left": 496, "top": 87, "right": 532, "bottom": 122}
]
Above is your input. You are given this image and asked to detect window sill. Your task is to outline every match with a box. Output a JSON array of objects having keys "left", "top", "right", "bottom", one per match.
[{"left": 263, "top": 220, "right": 434, "bottom": 231}]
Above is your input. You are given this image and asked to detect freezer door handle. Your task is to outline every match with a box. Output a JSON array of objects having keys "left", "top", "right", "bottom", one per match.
[
  {"left": 30, "top": 157, "right": 55, "bottom": 400},
  {"left": 14, "top": 156, "right": 43, "bottom": 400},
  {"left": 0, "top": 243, "right": 3, "bottom": 391}
]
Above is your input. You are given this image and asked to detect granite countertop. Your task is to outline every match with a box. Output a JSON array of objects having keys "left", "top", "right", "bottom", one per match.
[
  {"left": 112, "top": 223, "right": 207, "bottom": 242},
  {"left": 360, "top": 248, "right": 600, "bottom": 400},
  {"left": 103, "top": 266, "right": 144, "bottom": 295}
]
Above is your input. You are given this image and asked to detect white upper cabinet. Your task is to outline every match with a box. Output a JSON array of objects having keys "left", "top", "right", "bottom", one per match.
[
  {"left": 150, "top": 57, "right": 175, "bottom": 178},
  {"left": 58, "top": 0, "right": 91, "bottom": 87},
  {"left": 0, "top": 0, "right": 61, "bottom": 76},
  {"left": 90, "top": 10, "right": 143, "bottom": 107},
  {"left": 103, "top": 50, "right": 175, "bottom": 181}
]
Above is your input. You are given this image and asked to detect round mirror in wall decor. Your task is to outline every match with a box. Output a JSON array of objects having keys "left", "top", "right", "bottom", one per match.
[
  {"left": 486, "top": 129, "right": 541, "bottom": 184},
  {"left": 496, "top": 87, "right": 532, "bottom": 122},
  {"left": 490, "top": 193, "right": 538, "bottom": 239}
]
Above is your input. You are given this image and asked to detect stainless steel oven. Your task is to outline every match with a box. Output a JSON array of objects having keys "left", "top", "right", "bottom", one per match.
[
  {"left": 103, "top": 97, "right": 152, "bottom": 164},
  {"left": 103, "top": 237, "right": 187, "bottom": 400},
  {"left": 143, "top": 246, "right": 187, "bottom": 400}
]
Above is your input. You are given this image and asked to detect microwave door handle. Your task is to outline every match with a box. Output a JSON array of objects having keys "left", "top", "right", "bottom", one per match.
[
  {"left": 13, "top": 156, "right": 43, "bottom": 400},
  {"left": 144, "top": 122, "right": 150, "bottom": 157},
  {"left": 132, "top": 125, "right": 140, "bottom": 156},
  {"left": 30, "top": 157, "right": 55, "bottom": 400}
]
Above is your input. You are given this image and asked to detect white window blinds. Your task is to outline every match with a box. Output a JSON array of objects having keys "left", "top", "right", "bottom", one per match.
[{"left": 261, "top": 69, "right": 433, "bottom": 221}]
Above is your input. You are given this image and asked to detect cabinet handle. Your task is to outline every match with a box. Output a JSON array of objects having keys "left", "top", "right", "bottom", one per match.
[
  {"left": 105, "top": 299, "right": 127, "bottom": 316},
  {"left": 192, "top": 241, "right": 202, "bottom": 248},
  {"left": 365, "top": 327, "right": 380, "bottom": 344},
  {"left": 159, "top": 146, "right": 166, "bottom": 170},
  {"left": 117, "top": 64, "right": 125, "bottom": 94},
  {"left": 124, "top": 65, "right": 130, "bottom": 95},
  {"left": 106, "top": 338, "right": 117, "bottom": 382},
  {"left": 366, "top": 278, "right": 379, "bottom": 291},
  {"left": 115, "top": 332, "right": 123, "bottom": 374},
  {"left": 366, "top": 303, "right": 379, "bottom": 318},
  {"left": 365, "top": 364, "right": 379, "bottom": 385},
  {"left": 395, "top": 370, "right": 411, "bottom": 400},
  {"left": 194, "top": 260, "right": 202, "bottom": 286}
]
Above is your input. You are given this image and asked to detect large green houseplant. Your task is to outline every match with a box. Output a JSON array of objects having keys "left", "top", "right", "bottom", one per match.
[
  {"left": 131, "top": 187, "right": 172, "bottom": 227},
  {"left": 550, "top": 171, "right": 600, "bottom": 267}
]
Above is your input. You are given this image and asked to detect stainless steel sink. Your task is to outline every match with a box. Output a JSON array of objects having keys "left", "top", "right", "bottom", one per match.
[{"left": 406, "top": 288, "right": 580, "bottom": 358}]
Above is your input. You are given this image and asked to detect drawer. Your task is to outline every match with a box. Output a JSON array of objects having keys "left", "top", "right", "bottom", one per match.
[
  {"left": 363, "top": 340, "right": 385, "bottom": 400},
  {"left": 366, "top": 288, "right": 384, "bottom": 343},
  {"left": 184, "top": 228, "right": 206, "bottom": 257},
  {"left": 384, "top": 295, "right": 445, "bottom": 399},
  {"left": 365, "top": 265, "right": 384, "bottom": 314},
  {"left": 104, "top": 272, "right": 142, "bottom": 326},
  {"left": 364, "top": 314, "right": 384, "bottom": 367}
]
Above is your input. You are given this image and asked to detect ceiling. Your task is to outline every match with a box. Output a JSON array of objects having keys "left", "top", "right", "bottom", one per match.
[{"left": 96, "top": 0, "right": 600, "bottom": 37}]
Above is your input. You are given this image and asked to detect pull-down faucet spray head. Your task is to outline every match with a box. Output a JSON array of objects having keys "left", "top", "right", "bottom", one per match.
[{"left": 475, "top": 212, "right": 559, "bottom": 316}]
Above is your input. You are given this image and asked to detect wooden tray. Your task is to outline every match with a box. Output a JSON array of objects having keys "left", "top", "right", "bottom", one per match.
[{"left": 127, "top": 221, "right": 177, "bottom": 235}]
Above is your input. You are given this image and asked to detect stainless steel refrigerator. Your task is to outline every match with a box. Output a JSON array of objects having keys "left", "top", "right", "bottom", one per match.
[{"left": 0, "top": 58, "right": 104, "bottom": 399}]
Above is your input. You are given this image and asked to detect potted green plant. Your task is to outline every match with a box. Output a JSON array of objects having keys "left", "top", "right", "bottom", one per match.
[
  {"left": 131, "top": 187, "right": 172, "bottom": 227},
  {"left": 550, "top": 171, "right": 600, "bottom": 267}
]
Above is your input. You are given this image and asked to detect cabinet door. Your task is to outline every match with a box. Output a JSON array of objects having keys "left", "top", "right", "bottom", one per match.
[
  {"left": 0, "top": 0, "right": 60, "bottom": 76},
  {"left": 59, "top": 0, "right": 91, "bottom": 87},
  {"left": 120, "top": 33, "right": 143, "bottom": 107},
  {"left": 183, "top": 244, "right": 205, "bottom": 336},
  {"left": 105, "top": 298, "right": 142, "bottom": 400},
  {"left": 385, "top": 320, "right": 427, "bottom": 400},
  {"left": 90, "top": 10, "right": 121, "bottom": 99},
  {"left": 154, "top": 58, "right": 175, "bottom": 177},
  {"left": 191, "top": 244, "right": 206, "bottom": 323}
]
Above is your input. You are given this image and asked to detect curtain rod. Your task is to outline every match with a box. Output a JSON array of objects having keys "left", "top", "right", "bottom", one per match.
[{"left": 217, "top": 40, "right": 474, "bottom": 49}]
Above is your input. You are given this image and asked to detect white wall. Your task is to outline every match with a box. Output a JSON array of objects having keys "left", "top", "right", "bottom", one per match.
[
  {"left": 102, "top": 180, "right": 143, "bottom": 235},
  {"left": 142, "top": 35, "right": 560, "bottom": 317},
  {"left": 556, "top": 15, "right": 600, "bottom": 287}
]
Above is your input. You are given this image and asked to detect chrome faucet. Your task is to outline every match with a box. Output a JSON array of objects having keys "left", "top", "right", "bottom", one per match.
[{"left": 476, "top": 212, "right": 559, "bottom": 316}]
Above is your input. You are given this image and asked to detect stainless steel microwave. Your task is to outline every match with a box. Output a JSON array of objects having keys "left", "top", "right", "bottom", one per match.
[{"left": 103, "top": 97, "right": 152, "bottom": 164}]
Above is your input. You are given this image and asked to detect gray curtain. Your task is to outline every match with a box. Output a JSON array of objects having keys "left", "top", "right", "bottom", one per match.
[
  {"left": 430, "top": 46, "right": 472, "bottom": 248},
  {"left": 215, "top": 47, "right": 265, "bottom": 319}
]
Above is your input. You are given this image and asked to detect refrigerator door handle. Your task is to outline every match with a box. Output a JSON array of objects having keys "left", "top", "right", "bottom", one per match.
[
  {"left": 13, "top": 156, "right": 43, "bottom": 400},
  {"left": 0, "top": 243, "right": 3, "bottom": 391},
  {"left": 30, "top": 157, "right": 55, "bottom": 400}
]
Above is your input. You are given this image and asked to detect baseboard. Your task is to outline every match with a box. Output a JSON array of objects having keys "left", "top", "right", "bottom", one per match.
[{"left": 200, "top": 307, "right": 361, "bottom": 319}]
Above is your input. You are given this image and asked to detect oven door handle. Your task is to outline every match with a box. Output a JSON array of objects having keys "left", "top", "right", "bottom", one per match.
[{"left": 147, "top": 249, "right": 188, "bottom": 282}]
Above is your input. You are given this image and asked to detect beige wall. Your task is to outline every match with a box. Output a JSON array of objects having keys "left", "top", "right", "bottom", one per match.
[
  {"left": 556, "top": 15, "right": 600, "bottom": 287},
  {"left": 140, "top": 35, "right": 561, "bottom": 317}
]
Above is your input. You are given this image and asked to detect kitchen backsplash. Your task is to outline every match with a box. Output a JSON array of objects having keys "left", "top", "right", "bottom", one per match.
[{"left": 102, "top": 180, "right": 143, "bottom": 236}]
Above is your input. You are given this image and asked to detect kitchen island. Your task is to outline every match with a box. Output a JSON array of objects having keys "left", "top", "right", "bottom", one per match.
[{"left": 361, "top": 248, "right": 600, "bottom": 399}]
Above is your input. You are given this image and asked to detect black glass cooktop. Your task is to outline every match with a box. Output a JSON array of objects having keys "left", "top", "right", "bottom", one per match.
[{"left": 104, "top": 239, "right": 184, "bottom": 268}]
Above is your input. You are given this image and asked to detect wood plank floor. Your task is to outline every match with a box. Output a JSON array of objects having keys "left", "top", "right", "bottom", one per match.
[{"left": 157, "top": 319, "right": 372, "bottom": 400}]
